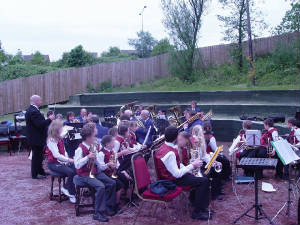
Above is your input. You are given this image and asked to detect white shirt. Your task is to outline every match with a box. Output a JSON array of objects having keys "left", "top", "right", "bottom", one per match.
[
  {"left": 208, "top": 136, "right": 218, "bottom": 152},
  {"left": 113, "top": 139, "right": 121, "bottom": 153},
  {"left": 74, "top": 142, "right": 90, "bottom": 169},
  {"left": 96, "top": 147, "right": 120, "bottom": 171},
  {"left": 47, "top": 139, "right": 69, "bottom": 163},
  {"left": 293, "top": 127, "right": 300, "bottom": 143},
  {"left": 268, "top": 127, "right": 279, "bottom": 141},
  {"left": 160, "top": 142, "right": 194, "bottom": 179},
  {"left": 198, "top": 147, "right": 211, "bottom": 164},
  {"left": 31, "top": 104, "right": 39, "bottom": 110}
]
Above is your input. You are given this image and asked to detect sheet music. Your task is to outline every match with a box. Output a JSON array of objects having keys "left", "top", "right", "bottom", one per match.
[
  {"left": 271, "top": 139, "right": 300, "bottom": 165},
  {"left": 245, "top": 130, "right": 261, "bottom": 146},
  {"left": 61, "top": 125, "right": 74, "bottom": 138}
]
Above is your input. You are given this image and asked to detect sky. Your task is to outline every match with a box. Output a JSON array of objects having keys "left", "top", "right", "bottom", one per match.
[{"left": 0, "top": 0, "right": 292, "bottom": 61}]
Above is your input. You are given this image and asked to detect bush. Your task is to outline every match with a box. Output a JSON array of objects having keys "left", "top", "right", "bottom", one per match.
[{"left": 98, "top": 80, "right": 112, "bottom": 92}]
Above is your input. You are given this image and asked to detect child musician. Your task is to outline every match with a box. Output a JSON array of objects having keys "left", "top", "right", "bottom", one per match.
[
  {"left": 98, "top": 135, "right": 125, "bottom": 209},
  {"left": 177, "top": 131, "right": 193, "bottom": 166},
  {"left": 203, "top": 122, "right": 231, "bottom": 182},
  {"left": 287, "top": 117, "right": 300, "bottom": 146},
  {"left": 260, "top": 118, "right": 282, "bottom": 178},
  {"left": 73, "top": 123, "right": 117, "bottom": 222},
  {"left": 46, "top": 120, "right": 76, "bottom": 203},
  {"left": 191, "top": 125, "right": 222, "bottom": 200},
  {"left": 154, "top": 126, "right": 210, "bottom": 221}
]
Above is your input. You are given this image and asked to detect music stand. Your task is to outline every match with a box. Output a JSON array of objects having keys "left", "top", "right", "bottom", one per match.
[
  {"left": 233, "top": 158, "right": 278, "bottom": 225},
  {"left": 245, "top": 130, "right": 261, "bottom": 146}
]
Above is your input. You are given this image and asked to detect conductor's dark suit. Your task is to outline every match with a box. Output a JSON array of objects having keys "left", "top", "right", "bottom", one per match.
[{"left": 25, "top": 105, "right": 51, "bottom": 178}]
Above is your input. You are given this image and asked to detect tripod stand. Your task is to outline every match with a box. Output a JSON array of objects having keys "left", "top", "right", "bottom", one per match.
[{"left": 233, "top": 158, "right": 278, "bottom": 224}]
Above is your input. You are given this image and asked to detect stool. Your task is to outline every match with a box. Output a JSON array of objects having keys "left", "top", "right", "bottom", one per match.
[
  {"left": 75, "top": 185, "right": 95, "bottom": 216},
  {"left": 49, "top": 171, "right": 68, "bottom": 203}
]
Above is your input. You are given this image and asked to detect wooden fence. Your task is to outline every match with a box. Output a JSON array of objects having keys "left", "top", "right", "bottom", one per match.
[{"left": 0, "top": 32, "right": 298, "bottom": 115}]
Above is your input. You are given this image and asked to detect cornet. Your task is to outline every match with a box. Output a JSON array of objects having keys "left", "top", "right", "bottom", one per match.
[
  {"left": 87, "top": 144, "right": 96, "bottom": 179},
  {"left": 109, "top": 151, "right": 118, "bottom": 179}
]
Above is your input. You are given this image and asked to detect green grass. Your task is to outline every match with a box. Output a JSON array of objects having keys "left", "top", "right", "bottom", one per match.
[{"left": 0, "top": 107, "right": 49, "bottom": 123}]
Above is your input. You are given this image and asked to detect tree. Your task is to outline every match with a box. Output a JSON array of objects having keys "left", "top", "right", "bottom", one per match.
[
  {"left": 151, "top": 38, "right": 173, "bottom": 56},
  {"left": 128, "top": 31, "right": 157, "bottom": 58},
  {"left": 0, "top": 41, "right": 6, "bottom": 64},
  {"left": 273, "top": 2, "right": 300, "bottom": 34},
  {"left": 61, "top": 45, "right": 96, "bottom": 67},
  {"left": 31, "top": 51, "right": 45, "bottom": 65},
  {"left": 101, "top": 46, "right": 121, "bottom": 57},
  {"left": 161, "top": 0, "right": 209, "bottom": 81},
  {"left": 218, "top": 0, "right": 266, "bottom": 70}
]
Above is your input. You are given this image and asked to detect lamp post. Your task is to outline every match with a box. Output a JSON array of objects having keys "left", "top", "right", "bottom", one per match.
[{"left": 139, "top": 5, "right": 147, "bottom": 32}]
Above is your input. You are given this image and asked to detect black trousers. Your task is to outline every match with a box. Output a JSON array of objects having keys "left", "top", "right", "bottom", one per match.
[
  {"left": 216, "top": 155, "right": 231, "bottom": 180},
  {"left": 31, "top": 145, "right": 46, "bottom": 178},
  {"left": 175, "top": 173, "right": 209, "bottom": 211},
  {"left": 47, "top": 162, "right": 76, "bottom": 195}
]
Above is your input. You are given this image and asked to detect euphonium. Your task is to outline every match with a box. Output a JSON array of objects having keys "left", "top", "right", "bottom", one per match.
[{"left": 189, "top": 147, "right": 203, "bottom": 177}]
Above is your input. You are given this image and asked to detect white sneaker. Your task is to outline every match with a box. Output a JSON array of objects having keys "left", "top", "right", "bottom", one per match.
[
  {"left": 69, "top": 196, "right": 76, "bottom": 204},
  {"left": 61, "top": 187, "right": 71, "bottom": 197}
]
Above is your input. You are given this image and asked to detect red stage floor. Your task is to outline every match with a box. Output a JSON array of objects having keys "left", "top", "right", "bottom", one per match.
[{"left": 0, "top": 146, "right": 298, "bottom": 225}]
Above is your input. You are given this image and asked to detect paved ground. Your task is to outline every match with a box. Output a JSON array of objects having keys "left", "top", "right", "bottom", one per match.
[{"left": 0, "top": 142, "right": 298, "bottom": 225}]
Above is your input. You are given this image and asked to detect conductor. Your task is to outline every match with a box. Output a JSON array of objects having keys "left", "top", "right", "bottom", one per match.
[{"left": 26, "top": 95, "right": 54, "bottom": 179}]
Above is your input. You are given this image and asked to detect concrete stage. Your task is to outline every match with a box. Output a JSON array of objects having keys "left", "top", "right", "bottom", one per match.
[
  {"left": 0, "top": 143, "right": 298, "bottom": 225},
  {"left": 49, "top": 90, "right": 299, "bottom": 141}
]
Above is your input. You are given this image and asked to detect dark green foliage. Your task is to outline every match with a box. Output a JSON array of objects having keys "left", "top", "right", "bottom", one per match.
[
  {"left": 273, "top": 3, "right": 300, "bottom": 34},
  {"left": 31, "top": 51, "right": 47, "bottom": 65},
  {"left": 97, "top": 80, "right": 112, "bottom": 92},
  {"left": 0, "top": 64, "right": 58, "bottom": 81},
  {"left": 128, "top": 31, "right": 157, "bottom": 58},
  {"left": 60, "top": 45, "right": 96, "bottom": 67},
  {"left": 151, "top": 38, "right": 173, "bottom": 56},
  {"left": 101, "top": 47, "right": 121, "bottom": 57}
]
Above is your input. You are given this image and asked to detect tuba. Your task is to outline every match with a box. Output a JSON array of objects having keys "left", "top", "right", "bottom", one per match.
[{"left": 169, "top": 106, "right": 182, "bottom": 126}]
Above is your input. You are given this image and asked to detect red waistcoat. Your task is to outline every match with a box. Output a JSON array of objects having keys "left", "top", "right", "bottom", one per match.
[
  {"left": 260, "top": 128, "right": 277, "bottom": 147},
  {"left": 101, "top": 147, "right": 113, "bottom": 176},
  {"left": 154, "top": 143, "right": 181, "bottom": 181},
  {"left": 129, "top": 131, "right": 137, "bottom": 147},
  {"left": 76, "top": 143, "right": 98, "bottom": 177},
  {"left": 205, "top": 134, "right": 214, "bottom": 154},
  {"left": 46, "top": 139, "right": 65, "bottom": 163},
  {"left": 288, "top": 129, "right": 299, "bottom": 145},
  {"left": 180, "top": 146, "right": 189, "bottom": 166}
]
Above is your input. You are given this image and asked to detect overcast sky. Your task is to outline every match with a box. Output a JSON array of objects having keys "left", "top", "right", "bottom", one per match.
[{"left": 0, "top": 0, "right": 291, "bottom": 61}]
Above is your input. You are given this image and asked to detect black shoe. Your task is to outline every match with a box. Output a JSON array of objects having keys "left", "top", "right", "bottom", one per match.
[
  {"left": 191, "top": 210, "right": 211, "bottom": 220},
  {"left": 105, "top": 208, "right": 117, "bottom": 216},
  {"left": 93, "top": 212, "right": 109, "bottom": 222},
  {"left": 33, "top": 174, "right": 46, "bottom": 179}
]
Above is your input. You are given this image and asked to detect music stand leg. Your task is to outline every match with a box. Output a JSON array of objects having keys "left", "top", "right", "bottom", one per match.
[{"left": 233, "top": 170, "right": 274, "bottom": 224}]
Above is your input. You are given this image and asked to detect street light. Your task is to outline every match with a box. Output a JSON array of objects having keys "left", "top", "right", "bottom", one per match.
[{"left": 139, "top": 5, "right": 147, "bottom": 32}]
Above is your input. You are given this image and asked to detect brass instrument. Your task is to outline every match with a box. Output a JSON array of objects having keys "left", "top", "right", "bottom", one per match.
[
  {"left": 169, "top": 106, "right": 182, "bottom": 126},
  {"left": 204, "top": 145, "right": 223, "bottom": 175},
  {"left": 109, "top": 151, "right": 118, "bottom": 179},
  {"left": 146, "top": 105, "right": 157, "bottom": 122},
  {"left": 134, "top": 116, "right": 146, "bottom": 129},
  {"left": 87, "top": 144, "right": 96, "bottom": 178},
  {"left": 117, "top": 101, "right": 137, "bottom": 118},
  {"left": 189, "top": 147, "right": 203, "bottom": 177},
  {"left": 177, "top": 110, "right": 213, "bottom": 130}
]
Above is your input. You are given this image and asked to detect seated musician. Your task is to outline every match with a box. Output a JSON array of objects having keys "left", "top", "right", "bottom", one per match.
[
  {"left": 135, "top": 110, "right": 155, "bottom": 147},
  {"left": 46, "top": 120, "right": 76, "bottom": 203},
  {"left": 76, "top": 108, "right": 87, "bottom": 123},
  {"left": 191, "top": 125, "right": 222, "bottom": 200},
  {"left": 90, "top": 115, "right": 108, "bottom": 141},
  {"left": 177, "top": 131, "right": 192, "bottom": 166},
  {"left": 203, "top": 122, "right": 231, "bottom": 182},
  {"left": 124, "top": 109, "right": 134, "bottom": 120},
  {"left": 117, "top": 114, "right": 130, "bottom": 126},
  {"left": 183, "top": 109, "right": 202, "bottom": 135},
  {"left": 98, "top": 135, "right": 125, "bottom": 210},
  {"left": 64, "top": 111, "right": 76, "bottom": 125},
  {"left": 114, "top": 124, "right": 135, "bottom": 198},
  {"left": 135, "top": 104, "right": 144, "bottom": 117},
  {"left": 73, "top": 123, "right": 117, "bottom": 222},
  {"left": 287, "top": 117, "right": 300, "bottom": 147},
  {"left": 260, "top": 118, "right": 283, "bottom": 178},
  {"left": 191, "top": 100, "right": 201, "bottom": 113},
  {"left": 154, "top": 126, "right": 210, "bottom": 220},
  {"left": 158, "top": 109, "right": 168, "bottom": 120}
]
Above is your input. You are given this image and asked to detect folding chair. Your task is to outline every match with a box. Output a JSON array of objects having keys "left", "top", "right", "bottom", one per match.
[{"left": 131, "top": 153, "right": 182, "bottom": 224}]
